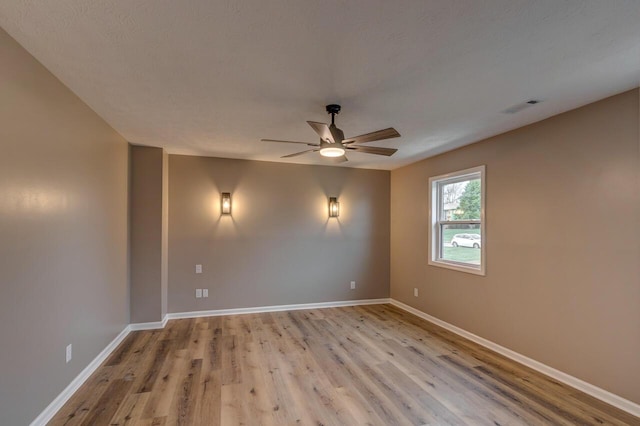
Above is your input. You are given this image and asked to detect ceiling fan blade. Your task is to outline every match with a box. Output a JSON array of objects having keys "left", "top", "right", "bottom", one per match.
[
  {"left": 281, "top": 149, "right": 319, "bottom": 158},
  {"left": 342, "top": 128, "right": 400, "bottom": 144},
  {"left": 329, "top": 125, "right": 344, "bottom": 144},
  {"left": 262, "top": 139, "right": 319, "bottom": 146},
  {"left": 307, "top": 121, "right": 335, "bottom": 143},
  {"left": 329, "top": 155, "right": 348, "bottom": 163},
  {"left": 345, "top": 145, "right": 397, "bottom": 156}
]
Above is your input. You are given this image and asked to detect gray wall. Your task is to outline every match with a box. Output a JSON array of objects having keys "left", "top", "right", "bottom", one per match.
[
  {"left": 168, "top": 155, "right": 390, "bottom": 312},
  {"left": 390, "top": 89, "right": 640, "bottom": 404},
  {"left": 162, "top": 149, "right": 169, "bottom": 318},
  {"left": 130, "top": 145, "right": 168, "bottom": 323},
  {"left": 0, "top": 27, "right": 129, "bottom": 424}
]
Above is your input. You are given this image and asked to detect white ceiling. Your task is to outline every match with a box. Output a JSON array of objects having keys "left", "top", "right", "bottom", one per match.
[{"left": 1, "top": 1, "right": 639, "bottom": 170}]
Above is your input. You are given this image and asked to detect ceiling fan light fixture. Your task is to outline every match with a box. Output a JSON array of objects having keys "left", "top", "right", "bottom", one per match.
[
  {"left": 320, "top": 146, "right": 345, "bottom": 157},
  {"left": 262, "top": 104, "right": 400, "bottom": 161}
]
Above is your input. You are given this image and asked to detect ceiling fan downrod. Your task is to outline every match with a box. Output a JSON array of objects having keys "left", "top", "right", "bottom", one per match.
[{"left": 325, "top": 104, "right": 341, "bottom": 126}]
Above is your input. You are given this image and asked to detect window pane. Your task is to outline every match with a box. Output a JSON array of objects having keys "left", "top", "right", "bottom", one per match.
[
  {"left": 440, "top": 223, "right": 481, "bottom": 265},
  {"left": 440, "top": 178, "right": 481, "bottom": 221}
]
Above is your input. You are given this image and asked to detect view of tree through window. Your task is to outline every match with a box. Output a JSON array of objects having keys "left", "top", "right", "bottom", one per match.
[
  {"left": 429, "top": 166, "right": 485, "bottom": 274},
  {"left": 453, "top": 179, "right": 481, "bottom": 220},
  {"left": 441, "top": 178, "right": 481, "bottom": 264}
]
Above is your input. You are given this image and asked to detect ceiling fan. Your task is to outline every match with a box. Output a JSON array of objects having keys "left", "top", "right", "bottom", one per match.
[{"left": 261, "top": 104, "right": 400, "bottom": 163}]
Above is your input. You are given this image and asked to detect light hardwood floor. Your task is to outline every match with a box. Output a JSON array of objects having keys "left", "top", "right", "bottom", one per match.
[{"left": 49, "top": 304, "right": 639, "bottom": 425}]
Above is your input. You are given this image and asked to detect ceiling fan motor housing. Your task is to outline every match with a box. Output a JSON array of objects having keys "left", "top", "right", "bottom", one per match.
[{"left": 325, "top": 104, "right": 341, "bottom": 115}]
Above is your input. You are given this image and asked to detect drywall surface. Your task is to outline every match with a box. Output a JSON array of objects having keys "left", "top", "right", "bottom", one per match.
[
  {"left": 1, "top": 1, "right": 639, "bottom": 169},
  {"left": 168, "top": 156, "right": 390, "bottom": 312},
  {"left": 162, "top": 149, "right": 169, "bottom": 318},
  {"left": 391, "top": 89, "right": 640, "bottom": 403},
  {"left": 0, "top": 28, "right": 129, "bottom": 424},
  {"left": 130, "top": 145, "right": 168, "bottom": 323}
]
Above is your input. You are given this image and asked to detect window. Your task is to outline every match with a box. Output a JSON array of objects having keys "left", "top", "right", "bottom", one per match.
[{"left": 428, "top": 165, "right": 485, "bottom": 275}]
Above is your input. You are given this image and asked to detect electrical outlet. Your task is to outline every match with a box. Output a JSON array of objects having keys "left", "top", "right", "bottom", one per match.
[
  {"left": 66, "top": 344, "right": 72, "bottom": 363},
  {"left": 196, "top": 289, "right": 203, "bottom": 298},
  {"left": 414, "top": 288, "right": 419, "bottom": 297},
  {"left": 203, "top": 289, "right": 208, "bottom": 298},
  {"left": 195, "top": 264, "right": 202, "bottom": 274},
  {"left": 350, "top": 281, "right": 356, "bottom": 290}
]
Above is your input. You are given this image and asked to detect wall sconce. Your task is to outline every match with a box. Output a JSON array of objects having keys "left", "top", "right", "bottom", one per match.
[
  {"left": 328, "top": 197, "right": 340, "bottom": 218},
  {"left": 221, "top": 192, "right": 232, "bottom": 215}
]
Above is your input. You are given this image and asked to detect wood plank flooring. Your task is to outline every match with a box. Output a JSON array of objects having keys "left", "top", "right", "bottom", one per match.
[{"left": 49, "top": 304, "right": 639, "bottom": 425}]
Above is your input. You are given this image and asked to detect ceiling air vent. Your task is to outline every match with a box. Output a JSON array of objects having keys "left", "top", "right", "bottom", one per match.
[{"left": 502, "top": 99, "right": 542, "bottom": 114}]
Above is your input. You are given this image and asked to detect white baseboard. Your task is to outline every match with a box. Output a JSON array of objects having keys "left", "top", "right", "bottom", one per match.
[
  {"left": 166, "top": 298, "right": 391, "bottom": 320},
  {"left": 130, "top": 298, "right": 392, "bottom": 326},
  {"left": 129, "top": 315, "right": 168, "bottom": 331},
  {"left": 389, "top": 298, "right": 640, "bottom": 418},
  {"left": 29, "top": 325, "right": 132, "bottom": 426}
]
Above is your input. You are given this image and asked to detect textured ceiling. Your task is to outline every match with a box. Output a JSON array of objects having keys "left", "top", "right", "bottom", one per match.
[{"left": 1, "top": 1, "right": 639, "bottom": 170}]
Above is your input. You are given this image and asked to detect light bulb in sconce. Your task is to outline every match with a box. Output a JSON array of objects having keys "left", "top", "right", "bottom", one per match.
[
  {"left": 221, "top": 192, "right": 232, "bottom": 215},
  {"left": 328, "top": 197, "right": 340, "bottom": 218}
]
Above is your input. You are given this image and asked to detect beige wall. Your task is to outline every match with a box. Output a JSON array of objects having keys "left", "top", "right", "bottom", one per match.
[
  {"left": 0, "top": 27, "right": 129, "bottom": 424},
  {"left": 391, "top": 89, "right": 640, "bottom": 404},
  {"left": 130, "top": 146, "right": 168, "bottom": 323},
  {"left": 162, "top": 149, "right": 169, "bottom": 318},
  {"left": 168, "top": 155, "right": 390, "bottom": 312}
]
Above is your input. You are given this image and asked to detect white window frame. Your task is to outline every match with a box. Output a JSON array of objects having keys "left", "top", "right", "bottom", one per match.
[{"left": 428, "top": 165, "right": 486, "bottom": 276}]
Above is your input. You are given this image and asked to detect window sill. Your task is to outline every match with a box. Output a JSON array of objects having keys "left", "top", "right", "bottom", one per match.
[{"left": 428, "top": 259, "right": 485, "bottom": 276}]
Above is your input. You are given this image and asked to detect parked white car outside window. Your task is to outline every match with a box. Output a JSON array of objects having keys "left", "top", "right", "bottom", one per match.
[{"left": 451, "top": 234, "right": 481, "bottom": 248}]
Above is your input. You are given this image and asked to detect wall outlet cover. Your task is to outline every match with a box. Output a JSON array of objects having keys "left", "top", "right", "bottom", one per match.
[
  {"left": 350, "top": 281, "right": 356, "bottom": 290},
  {"left": 414, "top": 288, "right": 419, "bottom": 297},
  {"left": 196, "top": 289, "right": 203, "bottom": 298},
  {"left": 195, "top": 264, "right": 203, "bottom": 274},
  {"left": 203, "top": 289, "right": 209, "bottom": 298}
]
